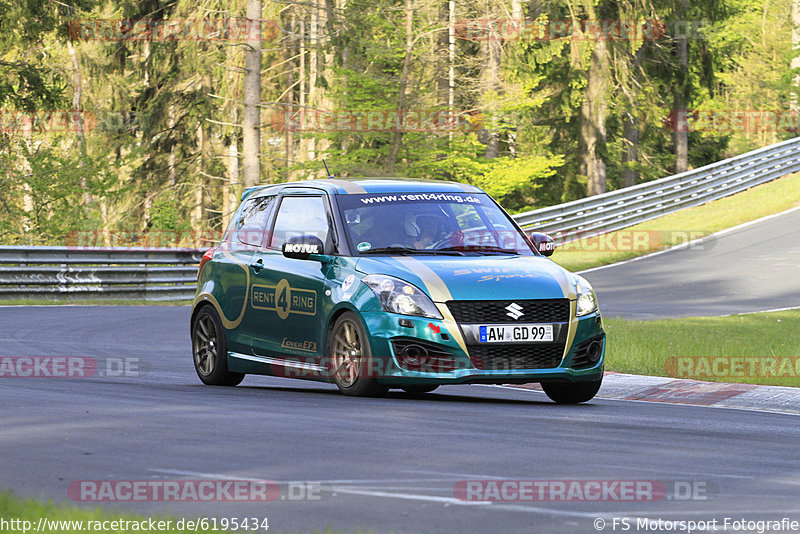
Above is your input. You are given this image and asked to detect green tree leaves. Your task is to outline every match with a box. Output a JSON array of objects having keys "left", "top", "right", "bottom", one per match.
[{"left": 0, "top": 0, "right": 794, "bottom": 244}]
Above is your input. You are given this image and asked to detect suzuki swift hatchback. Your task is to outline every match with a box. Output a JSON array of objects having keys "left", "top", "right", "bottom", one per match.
[{"left": 191, "top": 178, "right": 605, "bottom": 403}]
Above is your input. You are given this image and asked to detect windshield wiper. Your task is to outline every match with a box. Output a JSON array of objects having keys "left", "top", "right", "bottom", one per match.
[
  {"left": 435, "top": 245, "right": 519, "bottom": 255},
  {"left": 360, "top": 246, "right": 463, "bottom": 256}
]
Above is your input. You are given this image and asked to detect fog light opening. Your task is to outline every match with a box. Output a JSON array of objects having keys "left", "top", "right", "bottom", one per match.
[
  {"left": 400, "top": 344, "right": 428, "bottom": 367},
  {"left": 586, "top": 340, "right": 603, "bottom": 364}
]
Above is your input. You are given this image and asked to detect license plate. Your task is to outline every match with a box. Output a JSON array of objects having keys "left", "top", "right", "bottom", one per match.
[{"left": 479, "top": 324, "right": 553, "bottom": 343}]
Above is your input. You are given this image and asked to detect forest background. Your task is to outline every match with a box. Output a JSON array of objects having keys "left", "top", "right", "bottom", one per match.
[{"left": 0, "top": 0, "right": 797, "bottom": 246}]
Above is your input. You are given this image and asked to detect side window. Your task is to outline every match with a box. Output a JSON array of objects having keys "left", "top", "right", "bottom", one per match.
[
  {"left": 270, "top": 196, "right": 330, "bottom": 249},
  {"left": 234, "top": 195, "right": 275, "bottom": 247}
]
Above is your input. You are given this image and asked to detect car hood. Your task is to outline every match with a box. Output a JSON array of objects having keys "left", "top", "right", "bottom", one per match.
[{"left": 354, "top": 255, "right": 577, "bottom": 302}]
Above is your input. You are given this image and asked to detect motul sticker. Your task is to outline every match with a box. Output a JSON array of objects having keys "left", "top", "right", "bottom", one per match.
[{"left": 283, "top": 242, "right": 321, "bottom": 254}]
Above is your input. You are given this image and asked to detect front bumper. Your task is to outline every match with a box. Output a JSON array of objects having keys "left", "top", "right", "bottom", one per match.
[{"left": 361, "top": 310, "right": 605, "bottom": 386}]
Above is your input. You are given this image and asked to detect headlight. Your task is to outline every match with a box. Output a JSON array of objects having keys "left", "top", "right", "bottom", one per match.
[
  {"left": 362, "top": 275, "right": 442, "bottom": 319},
  {"left": 574, "top": 274, "right": 598, "bottom": 317}
]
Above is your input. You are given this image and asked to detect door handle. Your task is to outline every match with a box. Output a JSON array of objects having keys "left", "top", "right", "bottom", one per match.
[{"left": 250, "top": 258, "right": 264, "bottom": 272}]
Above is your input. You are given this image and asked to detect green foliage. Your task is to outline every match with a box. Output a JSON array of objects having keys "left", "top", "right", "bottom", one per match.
[
  {"left": 414, "top": 134, "right": 563, "bottom": 210},
  {"left": 0, "top": 0, "right": 795, "bottom": 243},
  {"left": 149, "top": 197, "right": 191, "bottom": 232},
  {"left": 0, "top": 137, "right": 118, "bottom": 244}
]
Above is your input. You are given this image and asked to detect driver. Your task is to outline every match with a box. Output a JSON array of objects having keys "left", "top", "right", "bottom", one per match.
[{"left": 405, "top": 212, "right": 445, "bottom": 249}]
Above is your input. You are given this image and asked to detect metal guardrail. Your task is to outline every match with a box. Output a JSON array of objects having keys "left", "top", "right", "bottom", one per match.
[
  {"left": 3, "top": 137, "right": 799, "bottom": 301},
  {"left": 512, "top": 136, "right": 800, "bottom": 242},
  {"left": 0, "top": 246, "right": 202, "bottom": 301}
]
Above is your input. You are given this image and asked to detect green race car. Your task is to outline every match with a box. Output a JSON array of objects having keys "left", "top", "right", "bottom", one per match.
[{"left": 190, "top": 178, "right": 605, "bottom": 403}]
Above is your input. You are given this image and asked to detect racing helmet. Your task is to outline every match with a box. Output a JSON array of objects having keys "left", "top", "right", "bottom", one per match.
[{"left": 404, "top": 211, "right": 445, "bottom": 238}]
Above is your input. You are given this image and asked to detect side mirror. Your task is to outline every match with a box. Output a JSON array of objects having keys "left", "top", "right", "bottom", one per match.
[
  {"left": 282, "top": 235, "right": 325, "bottom": 260},
  {"left": 529, "top": 232, "right": 557, "bottom": 257}
]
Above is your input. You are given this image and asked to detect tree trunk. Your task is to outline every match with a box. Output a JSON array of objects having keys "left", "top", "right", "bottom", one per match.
[
  {"left": 511, "top": 0, "right": 522, "bottom": 21},
  {"left": 167, "top": 105, "right": 176, "bottom": 187},
  {"left": 242, "top": 0, "right": 262, "bottom": 187},
  {"left": 67, "top": 41, "right": 91, "bottom": 205},
  {"left": 67, "top": 42, "right": 87, "bottom": 158},
  {"left": 578, "top": 1, "right": 609, "bottom": 196},
  {"left": 141, "top": 40, "right": 152, "bottom": 230},
  {"left": 225, "top": 107, "right": 240, "bottom": 229},
  {"left": 481, "top": 1, "right": 502, "bottom": 160},
  {"left": 192, "top": 121, "right": 205, "bottom": 229},
  {"left": 308, "top": 0, "right": 319, "bottom": 165},
  {"left": 792, "top": 0, "right": 800, "bottom": 110},
  {"left": 298, "top": 14, "right": 306, "bottom": 164},
  {"left": 621, "top": 114, "right": 639, "bottom": 188},
  {"left": 672, "top": 0, "right": 689, "bottom": 173},
  {"left": 385, "top": 0, "right": 414, "bottom": 172},
  {"left": 223, "top": 40, "right": 240, "bottom": 229},
  {"left": 437, "top": 1, "right": 450, "bottom": 103},
  {"left": 621, "top": 48, "right": 643, "bottom": 189},
  {"left": 527, "top": 0, "right": 542, "bottom": 19},
  {"left": 436, "top": 0, "right": 456, "bottom": 149},
  {"left": 285, "top": 9, "right": 296, "bottom": 179},
  {"left": 506, "top": 0, "right": 522, "bottom": 158},
  {"left": 315, "top": 0, "right": 336, "bottom": 171}
]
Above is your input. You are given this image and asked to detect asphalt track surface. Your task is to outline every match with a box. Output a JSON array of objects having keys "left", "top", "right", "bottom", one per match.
[
  {"left": 2, "top": 306, "right": 800, "bottom": 534},
  {"left": 581, "top": 206, "right": 800, "bottom": 319}
]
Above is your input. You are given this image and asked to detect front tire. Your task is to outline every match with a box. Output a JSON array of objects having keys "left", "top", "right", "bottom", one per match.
[
  {"left": 541, "top": 376, "right": 602, "bottom": 404},
  {"left": 192, "top": 306, "right": 245, "bottom": 386},
  {"left": 328, "top": 312, "right": 386, "bottom": 397}
]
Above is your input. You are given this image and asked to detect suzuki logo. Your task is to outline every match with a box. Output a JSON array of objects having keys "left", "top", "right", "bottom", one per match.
[{"left": 505, "top": 303, "right": 524, "bottom": 320}]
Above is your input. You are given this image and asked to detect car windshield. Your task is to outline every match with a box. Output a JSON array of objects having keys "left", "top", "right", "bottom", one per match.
[{"left": 337, "top": 192, "right": 535, "bottom": 255}]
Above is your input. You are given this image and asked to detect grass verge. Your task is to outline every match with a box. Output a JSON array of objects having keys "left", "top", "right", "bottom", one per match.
[
  {"left": 603, "top": 310, "right": 800, "bottom": 387},
  {"left": 550, "top": 172, "right": 800, "bottom": 272},
  {"left": 0, "top": 490, "right": 365, "bottom": 534},
  {"left": 0, "top": 491, "right": 211, "bottom": 534}
]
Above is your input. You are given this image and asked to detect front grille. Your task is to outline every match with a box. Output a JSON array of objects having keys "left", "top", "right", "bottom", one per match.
[
  {"left": 446, "top": 299, "right": 570, "bottom": 324},
  {"left": 468, "top": 344, "right": 564, "bottom": 370}
]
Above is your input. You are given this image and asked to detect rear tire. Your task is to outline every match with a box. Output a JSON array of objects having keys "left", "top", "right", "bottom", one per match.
[
  {"left": 192, "top": 306, "right": 245, "bottom": 386},
  {"left": 541, "top": 376, "right": 602, "bottom": 404},
  {"left": 328, "top": 312, "right": 386, "bottom": 397}
]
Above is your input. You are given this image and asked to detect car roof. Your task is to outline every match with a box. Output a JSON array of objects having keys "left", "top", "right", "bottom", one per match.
[{"left": 242, "top": 178, "right": 484, "bottom": 199}]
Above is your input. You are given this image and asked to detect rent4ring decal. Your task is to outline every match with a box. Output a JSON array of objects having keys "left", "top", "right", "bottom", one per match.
[
  {"left": 356, "top": 193, "right": 482, "bottom": 205},
  {"left": 251, "top": 279, "right": 317, "bottom": 319}
]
